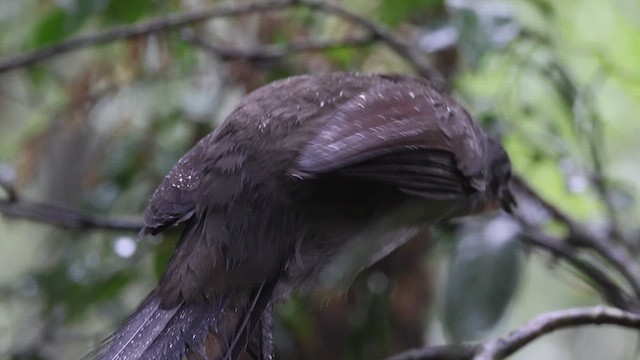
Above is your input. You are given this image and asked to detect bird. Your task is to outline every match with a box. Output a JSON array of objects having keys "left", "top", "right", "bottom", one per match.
[{"left": 92, "top": 72, "right": 514, "bottom": 360}]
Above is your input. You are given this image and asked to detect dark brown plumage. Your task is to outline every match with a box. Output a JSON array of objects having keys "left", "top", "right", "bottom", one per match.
[{"left": 93, "top": 72, "right": 513, "bottom": 360}]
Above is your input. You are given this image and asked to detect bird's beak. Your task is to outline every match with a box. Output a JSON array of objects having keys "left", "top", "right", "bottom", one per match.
[{"left": 500, "top": 188, "right": 517, "bottom": 214}]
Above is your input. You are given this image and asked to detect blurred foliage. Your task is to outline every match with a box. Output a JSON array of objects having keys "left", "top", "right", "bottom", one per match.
[
  {"left": 1, "top": 0, "right": 640, "bottom": 359},
  {"left": 32, "top": 0, "right": 159, "bottom": 47},
  {"left": 377, "top": 0, "right": 444, "bottom": 26},
  {"left": 443, "top": 217, "right": 522, "bottom": 343}
]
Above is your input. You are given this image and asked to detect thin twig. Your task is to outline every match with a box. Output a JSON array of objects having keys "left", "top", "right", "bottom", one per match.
[{"left": 474, "top": 306, "right": 640, "bottom": 360}]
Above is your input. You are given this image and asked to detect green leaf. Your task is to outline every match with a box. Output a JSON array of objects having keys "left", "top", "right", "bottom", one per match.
[
  {"left": 103, "top": 0, "right": 154, "bottom": 24},
  {"left": 34, "top": 264, "right": 135, "bottom": 323},
  {"left": 378, "top": 0, "right": 443, "bottom": 26},
  {"left": 32, "top": 1, "right": 101, "bottom": 47},
  {"left": 325, "top": 47, "right": 361, "bottom": 69},
  {"left": 276, "top": 296, "right": 316, "bottom": 347},
  {"left": 66, "top": 270, "right": 135, "bottom": 322},
  {"left": 32, "top": 7, "right": 70, "bottom": 47},
  {"left": 153, "top": 234, "right": 179, "bottom": 279},
  {"left": 451, "top": 1, "right": 519, "bottom": 68},
  {"left": 104, "top": 135, "right": 147, "bottom": 189},
  {"left": 443, "top": 217, "right": 522, "bottom": 342}
]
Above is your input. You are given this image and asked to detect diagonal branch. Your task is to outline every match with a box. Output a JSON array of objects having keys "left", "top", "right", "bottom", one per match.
[
  {"left": 387, "top": 306, "right": 640, "bottom": 360},
  {"left": 474, "top": 306, "right": 640, "bottom": 360}
]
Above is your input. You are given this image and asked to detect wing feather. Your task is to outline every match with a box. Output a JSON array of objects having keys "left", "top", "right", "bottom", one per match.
[
  {"left": 144, "top": 133, "right": 214, "bottom": 234},
  {"left": 292, "top": 81, "right": 489, "bottom": 198}
]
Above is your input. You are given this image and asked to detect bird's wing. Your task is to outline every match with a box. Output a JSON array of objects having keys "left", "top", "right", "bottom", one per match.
[
  {"left": 291, "top": 82, "right": 489, "bottom": 199},
  {"left": 332, "top": 150, "right": 468, "bottom": 200},
  {"left": 143, "top": 133, "right": 214, "bottom": 234}
]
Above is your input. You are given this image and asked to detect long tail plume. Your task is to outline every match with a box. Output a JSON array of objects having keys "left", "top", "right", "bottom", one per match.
[{"left": 89, "top": 281, "right": 276, "bottom": 360}]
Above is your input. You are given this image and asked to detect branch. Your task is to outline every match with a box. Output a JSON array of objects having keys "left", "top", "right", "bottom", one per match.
[
  {"left": 0, "top": 0, "right": 295, "bottom": 74},
  {"left": 0, "top": 200, "right": 142, "bottom": 231},
  {"left": 0, "top": 196, "right": 142, "bottom": 232},
  {"left": 387, "top": 306, "right": 640, "bottom": 360},
  {"left": 474, "top": 306, "right": 640, "bottom": 360}
]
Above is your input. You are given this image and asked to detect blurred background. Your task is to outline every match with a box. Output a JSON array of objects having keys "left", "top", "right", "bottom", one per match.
[{"left": 1, "top": 0, "right": 640, "bottom": 359}]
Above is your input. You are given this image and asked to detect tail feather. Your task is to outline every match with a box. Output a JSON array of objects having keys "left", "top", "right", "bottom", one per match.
[
  {"left": 91, "top": 291, "right": 233, "bottom": 360},
  {"left": 91, "top": 280, "right": 277, "bottom": 360},
  {"left": 225, "top": 280, "right": 275, "bottom": 360},
  {"left": 90, "top": 291, "right": 178, "bottom": 360},
  {"left": 138, "top": 297, "right": 232, "bottom": 360}
]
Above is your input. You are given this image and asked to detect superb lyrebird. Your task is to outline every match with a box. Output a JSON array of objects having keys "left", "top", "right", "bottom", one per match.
[{"left": 93, "top": 72, "right": 514, "bottom": 360}]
